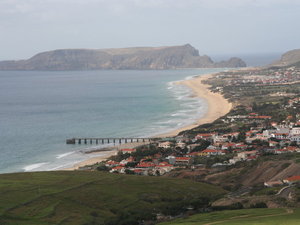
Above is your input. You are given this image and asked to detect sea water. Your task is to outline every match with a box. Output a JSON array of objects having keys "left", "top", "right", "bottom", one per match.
[{"left": 0, "top": 69, "right": 226, "bottom": 173}]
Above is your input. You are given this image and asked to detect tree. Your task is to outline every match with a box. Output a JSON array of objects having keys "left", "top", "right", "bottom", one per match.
[{"left": 237, "top": 132, "right": 246, "bottom": 142}]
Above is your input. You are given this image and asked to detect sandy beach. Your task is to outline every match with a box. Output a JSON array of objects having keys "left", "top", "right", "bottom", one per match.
[
  {"left": 158, "top": 73, "right": 232, "bottom": 137},
  {"left": 65, "top": 73, "right": 232, "bottom": 170}
]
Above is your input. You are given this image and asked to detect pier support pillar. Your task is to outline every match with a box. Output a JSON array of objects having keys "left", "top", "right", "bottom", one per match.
[
  {"left": 66, "top": 139, "right": 76, "bottom": 144},
  {"left": 84, "top": 139, "right": 87, "bottom": 144}
]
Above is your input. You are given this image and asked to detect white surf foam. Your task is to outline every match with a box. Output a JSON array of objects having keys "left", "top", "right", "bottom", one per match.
[
  {"left": 56, "top": 151, "right": 75, "bottom": 159},
  {"left": 23, "top": 162, "right": 49, "bottom": 172}
]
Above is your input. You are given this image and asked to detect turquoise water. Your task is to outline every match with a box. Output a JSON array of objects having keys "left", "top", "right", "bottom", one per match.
[{"left": 0, "top": 69, "right": 225, "bottom": 173}]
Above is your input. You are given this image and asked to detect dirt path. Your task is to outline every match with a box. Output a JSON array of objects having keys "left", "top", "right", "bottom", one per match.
[{"left": 204, "top": 209, "right": 294, "bottom": 225}]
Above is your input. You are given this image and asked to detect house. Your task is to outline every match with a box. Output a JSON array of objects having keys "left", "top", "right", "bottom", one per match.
[
  {"left": 272, "top": 133, "right": 289, "bottom": 140},
  {"left": 221, "top": 142, "right": 236, "bottom": 150},
  {"left": 136, "top": 162, "right": 156, "bottom": 168},
  {"left": 285, "top": 146, "right": 299, "bottom": 152},
  {"left": 235, "top": 144, "right": 248, "bottom": 149},
  {"left": 119, "top": 156, "right": 135, "bottom": 165},
  {"left": 264, "top": 180, "right": 283, "bottom": 187},
  {"left": 110, "top": 166, "right": 125, "bottom": 173},
  {"left": 166, "top": 156, "right": 176, "bottom": 164},
  {"left": 195, "top": 133, "right": 217, "bottom": 141},
  {"left": 158, "top": 141, "right": 173, "bottom": 149},
  {"left": 187, "top": 144, "right": 201, "bottom": 151},
  {"left": 290, "top": 127, "right": 300, "bottom": 135},
  {"left": 290, "top": 135, "right": 300, "bottom": 143},
  {"left": 155, "top": 162, "right": 174, "bottom": 174},
  {"left": 133, "top": 168, "right": 148, "bottom": 176},
  {"left": 274, "top": 149, "right": 289, "bottom": 154},
  {"left": 186, "top": 152, "right": 201, "bottom": 157},
  {"left": 237, "top": 150, "right": 258, "bottom": 160},
  {"left": 105, "top": 160, "right": 119, "bottom": 167},
  {"left": 229, "top": 157, "right": 240, "bottom": 164},
  {"left": 201, "top": 149, "right": 225, "bottom": 156},
  {"left": 213, "top": 135, "right": 229, "bottom": 143},
  {"left": 176, "top": 142, "right": 186, "bottom": 149},
  {"left": 175, "top": 157, "right": 193, "bottom": 165},
  {"left": 283, "top": 175, "right": 300, "bottom": 184},
  {"left": 119, "top": 148, "right": 136, "bottom": 154},
  {"left": 268, "top": 141, "right": 279, "bottom": 147}
]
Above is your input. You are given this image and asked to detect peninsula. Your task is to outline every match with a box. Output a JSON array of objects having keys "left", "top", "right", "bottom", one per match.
[{"left": 0, "top": 44, "right": 246, "bottom": 71}]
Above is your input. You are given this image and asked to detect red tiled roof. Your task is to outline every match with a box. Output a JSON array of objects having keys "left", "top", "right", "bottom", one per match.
[
  {"left": 106, "top": 161, "right": 119, "bottom": 165},
  {"left": 247, "top": 155, "right": 257, "bottom": 160},
  {"left": 202, "top": 149, "right": 218, "bottom": 153},
  {"left": 137, "top": 162, "right": 156, "bottom": 168},
  {"left": 285, "top": 175, "right": 300, "bottom": 182},
  {"left": 112, "top": 166, "right": 124, "bottom": 170},
  {"left": 156, "top": 164, "right": 173, "bottom": 167},
  {"left": 175, "top": 157, "right": 190, "bottom": 161}
]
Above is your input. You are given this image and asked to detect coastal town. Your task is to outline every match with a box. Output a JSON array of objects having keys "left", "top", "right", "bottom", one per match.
[{"left": 82, "top": 65, "right": 300, "bottom": 191}]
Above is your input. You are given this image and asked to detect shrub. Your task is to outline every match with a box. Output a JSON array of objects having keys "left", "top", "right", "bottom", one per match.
[{"left": 250, "top": 202, "right": 268, "bottom": 208}]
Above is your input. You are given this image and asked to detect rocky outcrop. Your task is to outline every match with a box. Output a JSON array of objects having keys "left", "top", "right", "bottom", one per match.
[
  {"left": 270, "top": 49, "right": 300, "bottom": 68},
  {"left": 214, "top": 57, "right": 247, "bottom": 68},
  {"left": 0, "top": 44, "right": 246, "bottom": 70}
]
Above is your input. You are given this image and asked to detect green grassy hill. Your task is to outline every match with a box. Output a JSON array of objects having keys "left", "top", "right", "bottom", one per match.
[
  {"left": 0, "top": 171, "right": 226, "bottom": 225},
  {"left": 159, "top": 208, "right": 300, "bottom": 225}
]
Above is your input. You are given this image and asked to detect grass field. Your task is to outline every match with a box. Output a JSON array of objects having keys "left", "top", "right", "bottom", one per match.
[
  {"left": 159, "top": 208, "right": 300, "bottom": 225},
  {"left": 0, "top": 171, "right": 226, "bottom": 225}
]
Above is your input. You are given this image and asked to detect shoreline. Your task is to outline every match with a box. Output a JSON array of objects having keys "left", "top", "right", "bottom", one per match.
[
  {"left": 64, "top": 72, "right": 232, "bottom": 170},
  {"left": 63, "top": 141, "right": 150, "bottom": 170},
  {"left": 156, "top": 73, "right": 232, "bottom": 137}
]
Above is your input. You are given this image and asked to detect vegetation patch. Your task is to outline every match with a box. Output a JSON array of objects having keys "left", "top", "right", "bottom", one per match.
[{"left": 0, "top": 171, "right": 226, "bottom": 225}]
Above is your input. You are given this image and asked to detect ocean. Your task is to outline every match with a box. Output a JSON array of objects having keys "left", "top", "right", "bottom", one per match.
[{"left": 0, "top": 69, "right": 226, "bottom": 173}]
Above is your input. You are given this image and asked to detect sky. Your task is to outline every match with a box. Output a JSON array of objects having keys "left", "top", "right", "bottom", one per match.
[{"left": 0, "top": 0, "right": 300, "bottom": 60}]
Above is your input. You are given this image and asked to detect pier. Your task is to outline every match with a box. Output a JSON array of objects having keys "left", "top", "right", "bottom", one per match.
[{"left": 66, "top": 137, "right": 159, "bottom": 145}]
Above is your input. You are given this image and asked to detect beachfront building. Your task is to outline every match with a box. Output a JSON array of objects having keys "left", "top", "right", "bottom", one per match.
[{"left": 158, "top": 141, "right": 173, "bottom": 149}]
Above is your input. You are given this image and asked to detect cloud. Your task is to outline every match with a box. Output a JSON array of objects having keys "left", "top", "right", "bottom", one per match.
[{"left": 1, "top": 0, "right": 299, "bottom": 16}]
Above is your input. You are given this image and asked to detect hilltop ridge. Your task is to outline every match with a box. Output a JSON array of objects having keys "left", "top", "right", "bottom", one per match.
[{"left": 0, "top": 44, "right": 246, "bottom": 70}]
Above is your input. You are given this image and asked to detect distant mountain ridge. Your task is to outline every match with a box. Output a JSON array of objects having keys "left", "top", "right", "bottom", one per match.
[
  {"left": 270, "top": 49, "right": 300, "bottom": 68},
  {"left": 0, "top": 44, "right": 246, "bottom": 70}
]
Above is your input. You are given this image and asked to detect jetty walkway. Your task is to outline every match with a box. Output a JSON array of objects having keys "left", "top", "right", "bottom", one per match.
[{"left": 66, "top": 137, "right": 160, "bottom": 145}]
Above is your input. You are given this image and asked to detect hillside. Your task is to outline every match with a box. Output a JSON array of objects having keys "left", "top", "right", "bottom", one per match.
[
  {"left": 0, "top": 171, "right": 226, "bottom": 225},
  {"left": 0, "top": 44, "right": 246, "bottom": 70},
  {"left": 159, "top": 208, "right": 300, "bottom": 225},
  {"left": 270, "top": 49, "right": 300, "bottom": 68},
  {"left": 166, "top": 154, "right": 300, "bottom": 191}
]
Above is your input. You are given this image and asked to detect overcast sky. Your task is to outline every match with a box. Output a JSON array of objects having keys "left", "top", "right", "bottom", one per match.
[{"left": 0, "top": 0, "right": 299, "bottom": 60}]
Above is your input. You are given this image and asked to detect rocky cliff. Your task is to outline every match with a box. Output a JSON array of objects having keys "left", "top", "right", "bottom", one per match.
[{"left": 0, "top": 44, "right": 246, "bottom": 70}]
